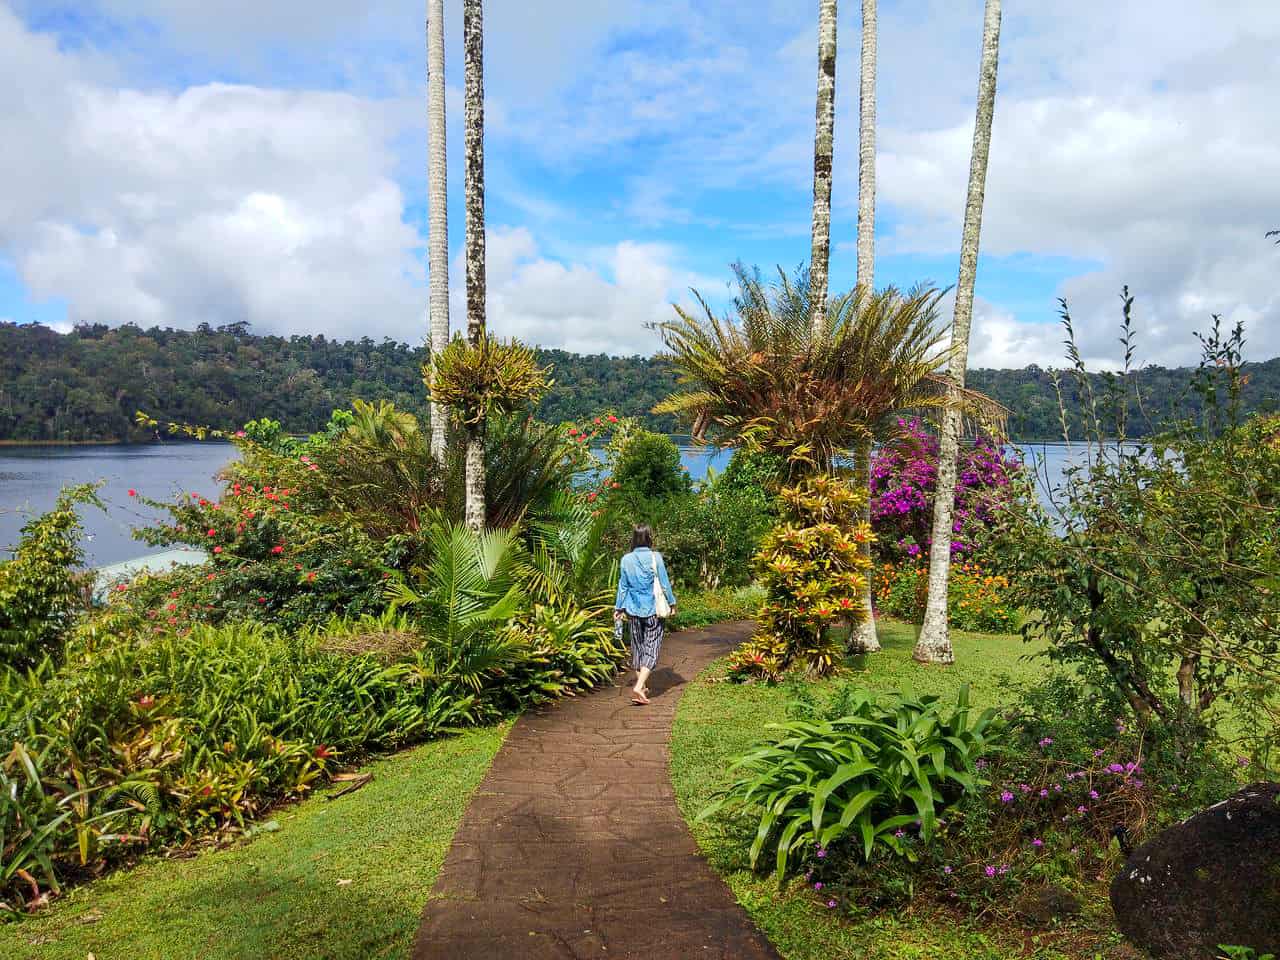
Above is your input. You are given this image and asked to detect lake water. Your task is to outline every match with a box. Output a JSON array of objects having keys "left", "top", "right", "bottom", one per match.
[{"left": 1, "top": 441, "right": 1079, "bottom": 567}]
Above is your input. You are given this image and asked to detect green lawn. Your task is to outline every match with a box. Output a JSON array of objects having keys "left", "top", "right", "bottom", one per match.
[
  {"left": 670, "top": 619, "right": 1132, "bottom": 960},
  {"left": 4, "top": 724, "right": 508, "bottom": 960}
]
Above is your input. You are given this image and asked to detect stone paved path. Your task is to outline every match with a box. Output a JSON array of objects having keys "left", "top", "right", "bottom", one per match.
[{"left": 412, "top": 621, "right": 780, "bottom": 960}]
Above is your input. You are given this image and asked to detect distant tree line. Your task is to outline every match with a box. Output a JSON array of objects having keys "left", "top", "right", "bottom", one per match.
[{"left": 1, "top": 320, "right": 1276, "bottom": 443}]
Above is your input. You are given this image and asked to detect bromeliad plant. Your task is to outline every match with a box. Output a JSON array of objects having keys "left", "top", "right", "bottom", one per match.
[
  {"left": 730, "top": 473, "right": 872, "bottom": 678},
  {"left": 427, "top": 334, "right": 550, "bottom": 430},
  {"left": 698, "top": 686, "right": 997, "bottom": 884}
]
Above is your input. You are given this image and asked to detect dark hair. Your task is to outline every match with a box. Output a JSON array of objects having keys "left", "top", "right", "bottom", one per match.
[{"left": 631, "top": 524, "right": 654, "bottom": 550}]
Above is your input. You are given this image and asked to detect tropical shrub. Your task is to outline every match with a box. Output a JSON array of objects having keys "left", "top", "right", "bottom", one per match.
[
  {"left": 874, "top": 559, "right": 1015, "bottom": 633},
  {"left": 610, "top": 430, "right": 691, "bottom": 501},
  {"left": 668, "top": 585, "right": 765, "bottom": 631},
  {"left": 698, "top": 686, "right": 997, "bottom": 883},
  {"left": 0, "top": 619, "right": 478, "bottom": 909},
  {"left": 994, "top": 315, "right": 1280, "bottom": 753},
  {"left": 794, "top": 672, "right": 1242, "bottom": 924},
  {"left": 443, "top": 413, "right": 590, "bottom": 528},
  {"left": 869, "top": 417, "right": 1021, "bottom": 562},
  {"left": 730, "top": 474, "right": 872, "bottom": 678},
  {"left": 0, "top": 485, "right": 100, "bottom": 670}
]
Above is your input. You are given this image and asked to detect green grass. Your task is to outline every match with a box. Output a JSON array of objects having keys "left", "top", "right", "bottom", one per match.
[
  {"left": 4, "top": 724, "right": 508, "bottom": 960},
  {"left": 670, "top": 618, "right": 1127, "bottom": 960}
]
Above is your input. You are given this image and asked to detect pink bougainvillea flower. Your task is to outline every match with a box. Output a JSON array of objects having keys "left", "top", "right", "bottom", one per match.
[
  {"left": 212, "top": 545, "right": 223, "bottom": 554},
  {"left": 271, "top": 545, "right": 284, "bottom": 554},
  {"left": 127, "top": 488, "right": 137, "bottom": 497},
  {"left": 207, "top": 529, "right": 217, "bottom": 537}
]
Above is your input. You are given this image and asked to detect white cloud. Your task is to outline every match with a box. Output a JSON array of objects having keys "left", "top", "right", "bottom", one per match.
[{"left": 453, "top": 227, "right": 715, "bottom": 356}]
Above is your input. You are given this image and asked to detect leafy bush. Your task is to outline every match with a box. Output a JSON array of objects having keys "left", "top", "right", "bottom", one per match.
[
  {"left": 995, "top": 314, "right": 1280, "bottom": 755},
  {"left": 801, "top": 672, "right": 1242, "bottom": 922},
  {"left": 0, "top": 619, "right": 479, "bottom": 910},
  {"left": 698, "top": 686, "right": 997, "bottom": 883},
  {"left": 873, "top": 559, "right": 1015, "bottom": 633},
  {"left": 0, "top": 485, "right": 100, "bottom": 670},
  {"left": 731, "top": 474, "right": 872, "bottom": 678},
  {"left": 443, "top": 413, "right": 590, "bottom": 529},
  {"left": 610, "top": 430, "right": 691, "bottom": 501},
  {"left": 668, "top": 585, "right": 765, "bottom": 631}
]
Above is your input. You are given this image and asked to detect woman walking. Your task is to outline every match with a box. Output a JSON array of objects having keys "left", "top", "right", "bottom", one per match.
[{"left": 614, "top": 524, "right": 677, "bottom": 705}]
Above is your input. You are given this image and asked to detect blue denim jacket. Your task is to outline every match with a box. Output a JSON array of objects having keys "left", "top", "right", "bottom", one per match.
[{"left": 614, "top": 547, "right": 676, "bottom": 618}]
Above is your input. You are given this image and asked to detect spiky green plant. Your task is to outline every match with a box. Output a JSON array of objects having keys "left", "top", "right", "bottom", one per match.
[{"left": 656, "top": 265, "right": 955, "bottom": 476}]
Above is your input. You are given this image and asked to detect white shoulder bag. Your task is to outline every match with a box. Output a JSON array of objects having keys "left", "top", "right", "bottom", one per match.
[{"left": 651, "top": 551, "right": 671, "bottom": 619}]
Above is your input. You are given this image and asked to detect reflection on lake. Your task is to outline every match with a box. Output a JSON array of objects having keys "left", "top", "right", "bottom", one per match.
[{"left": 2, "top": 441, "right": 1080, "bottom": 567}]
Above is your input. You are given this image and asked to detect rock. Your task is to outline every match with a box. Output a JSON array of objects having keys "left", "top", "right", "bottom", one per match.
[{"left": 1110, "top": 781, "right": 1280, "bottom": 959}]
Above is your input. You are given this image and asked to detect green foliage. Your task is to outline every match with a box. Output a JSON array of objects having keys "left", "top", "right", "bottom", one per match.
[
  {"left": 698, "top": 686, "right": 997, "bottom": 884},
  {"left": 610, "top": 431, "right": 691, "bottom": 500},
  {"left": 3, "top": 319, "right": 1279, "bottom": 443},
  {"left": 428, "top": 334, "right": 551, "bottom": 428},
  {"left": 0, "top": 485, "right": 101, "bottom": 670},
  {"left": 657, "top": 264, "right": 952, "bottom": 474},
  {"left": 668, "top": 585, "right": 766, "bottom": 631},
  {"left": 733, "top": 474, "right": 872, "bottom": 678},
  {"left": 0, "top": 619, "right": 480, "bottom": 909},
  {"left": 443, "top": 412, "right": 589, "bottom": 529},
  {"left": 873, "top": 559, "right": 1016, "bottom": 633},
  {"left": 0, "top": 725, "right": 503, "bottom": 958},
  {"left": 995, "top": 310, "right": 1280, "bottom": 755}
]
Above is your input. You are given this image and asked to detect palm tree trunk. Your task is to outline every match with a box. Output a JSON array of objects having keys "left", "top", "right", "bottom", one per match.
[
  {"left": 426, "top": 0, "right": 450, "bottom": 465},
  {"left": 462, "top": 0, "right": 487, "bottom": 532},
  {"left": 855, "top": 0, "right": 875, "bottom": 295},
  {"left": 850, "top": 0, "right": 879, "bottom": 654},
  {"left": 851, "top": 437, "right": 881, "bottom": 651},
  {"left": 915, "top": 0, "right": 1001, "bottom": 665},
  {"left": 808, "top": 0, "right": 838, "bottom": 339}
]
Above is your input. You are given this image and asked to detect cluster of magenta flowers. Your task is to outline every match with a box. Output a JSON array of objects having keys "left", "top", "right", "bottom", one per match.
[{"left": 869, "top": 418, "right": 1021, "bottom": 561}]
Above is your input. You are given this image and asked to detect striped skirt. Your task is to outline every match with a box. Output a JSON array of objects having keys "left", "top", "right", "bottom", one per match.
[{"left": 628, "top": 615, "right": 664, "bottom": 671}]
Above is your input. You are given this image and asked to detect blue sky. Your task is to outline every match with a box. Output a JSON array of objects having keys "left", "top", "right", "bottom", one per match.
[{"left": 2, "top": 0, "right": 1278, "bottom": 367}]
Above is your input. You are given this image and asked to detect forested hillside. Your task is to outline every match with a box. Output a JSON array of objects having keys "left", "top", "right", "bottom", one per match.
[{"left": 2, "top": 320, "right": 1276, "bottom": 442}]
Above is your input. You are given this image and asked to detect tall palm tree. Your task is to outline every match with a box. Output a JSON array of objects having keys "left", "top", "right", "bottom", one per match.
[
  {"left": 426, "top": 0, "right": 450, "bottom": 464},
  {"left": 914, "top": 0, "right": 1003, "bottom": 665},
  {"left": 850, "top": 0, "right": 880, "bottom": 652},
  {"left": 808, "top": 0, "right": 838, "bottom": 339},
  {"left": 462, "top": 0, "right": 487, "bottom": 531}
]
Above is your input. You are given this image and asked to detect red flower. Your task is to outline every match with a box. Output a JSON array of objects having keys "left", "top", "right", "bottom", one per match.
[
  {"left": 314, "top": 745, "right": 334, "bottom": 759},
  {"left": 201, "top": 785, "right": 213, "bottom": 797},
  {"left": 115, "top": 583, "right": 128, "bottom": 592},
  {"left": 306, "top": 571, "right": 317, "bottom": 582},
  {"left": 567, "top": 427, "right": 579, "bottom": 436},
  {"left": 166, "top": 602, "right": 177, "bottom": 611},
  {"left": 127, "top": 488, "right": 137, "bottom": 497},
  {"left": 587, "top": 492, "right": 598, "bottom": 502},
  {"left": 839, "top": 597, "right": 852, "bottom": 608},
  {"left": 257, "top": 597, "right": 267, "bottom": 604},
  {"left": 271, "top": 545, "right": 284, "bottom": 554},
  {"left": 198, "top": 499, "right": 208, "bottom": 507},
  {"left": 607, "top": 415, "right": 618, "bottom": 423},
  {"left": 593, "top": 417, "right": 601, "bottom": 425},
  {"left": 206, "top": 573, "right": 216, "bottom": 581},
  {"left": 137, "top": 694, "right": 154, "bottom": 708},
  {"left": 207, "top": 529, "right": 217, "bottom": 537},
  {"left": 213, "top": 546, "right": 223, "bottom": 554}
]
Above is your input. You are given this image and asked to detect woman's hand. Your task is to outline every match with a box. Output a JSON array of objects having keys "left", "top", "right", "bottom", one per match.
[{"left": 614, "top": 609, "right": 625, "bottom": 621}]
